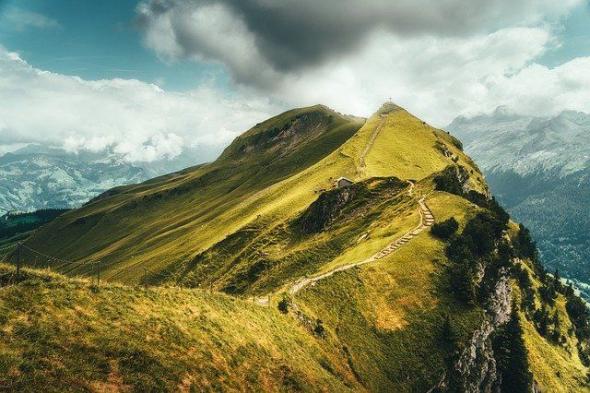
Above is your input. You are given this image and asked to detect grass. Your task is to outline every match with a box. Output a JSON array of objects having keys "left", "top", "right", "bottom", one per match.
[
  {"left": 512, "top": 260, "right": 590, "bottom": 392},
  {"left": 297, "top": 214, "right": 483, "bottom": 392},
  {"left": 2, "top": 102, "right": 583, "bottom": 391},
  {"left": 0, "top": 264, "right": 360, "bottom": 392},
  {"left": 16, "top": 104, "right": 483, "bottom": 289}
]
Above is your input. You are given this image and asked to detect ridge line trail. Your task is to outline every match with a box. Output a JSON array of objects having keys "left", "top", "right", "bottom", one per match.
[
  {"left": 359, "top": 114, "right": 387, "bottom": 170},
  {"left": 287, "top": 182, "right": 435, "bottom": 296}
]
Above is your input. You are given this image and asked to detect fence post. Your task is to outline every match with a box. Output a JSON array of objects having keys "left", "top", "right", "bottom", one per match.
[
  {"left": 96, "top": 260, "right": 101, "bottom": 286},
  {"left": 16, "top": 242, "right": 22, "bottom": 277}
]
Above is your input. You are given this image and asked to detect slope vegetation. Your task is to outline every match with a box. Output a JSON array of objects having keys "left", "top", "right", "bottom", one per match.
[
  {"left": 3, "top": 103, "right": 588, "bottom": 392},
  {"left": 19, "top": 103, "right": 477, "bottom": 289},
  {"left": 0, "top": 265, "right": 360, "bottom": 392}
]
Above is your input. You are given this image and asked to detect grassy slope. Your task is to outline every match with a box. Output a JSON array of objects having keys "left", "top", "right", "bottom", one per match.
[
  {"left": 513, "top": 260, "right": 590, "bottom": 392},
  {"left": 3, "top": 103, "right": 581, "bottom": 391},
  {"left": 0, "top": 265, "right": 361, "bottom": 393},
  {"left": 3, "top": 103, "right": 494, "bottom": 391},
  {"left": 19, "top": 103, "right": 484, "bottom": 290},
  {"left": 21, "top": 106, "right": 364, "bottom": 283},
  {"left": 297, "top": 191, "right": 484, "bottom": 392}
]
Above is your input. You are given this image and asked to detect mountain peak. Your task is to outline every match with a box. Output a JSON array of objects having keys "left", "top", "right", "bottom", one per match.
[
  {"left": 218, "top": 105, "right": 362, "bottom": 161},
  {"left": 377, "top": 101, "right": 403, "bottom": 115}
]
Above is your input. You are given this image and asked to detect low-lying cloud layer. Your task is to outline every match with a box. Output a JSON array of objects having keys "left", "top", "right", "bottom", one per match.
[{"left": 0, "top": 48, "right": 279, "bottom": 162}]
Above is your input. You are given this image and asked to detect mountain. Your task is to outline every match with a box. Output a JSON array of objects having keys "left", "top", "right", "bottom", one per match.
[
  {"left": 0, "top": 209, "right": 69, "bottom": 252},
  {"left": 1, "top": 103, "right": 589, "bottom": 392},
  {"left": 0, "top": 144, "right": 217, "bottom": 216},
  {"left": 448, "top": 108, "right": 590, "bottom": 295}
]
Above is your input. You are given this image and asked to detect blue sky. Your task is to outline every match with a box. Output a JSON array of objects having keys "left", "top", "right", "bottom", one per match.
[
  {"left": 2, "top": 0, "right": 589, "bottom": 90},
  {"left": 0, "top": 0, "right": 228, "bottom": 90},
  {"left": 539, "top": 2, "right": 590, "bottom": 66},
  {"left": 0, "top": 0, "right": 589, "bottom": 163}
]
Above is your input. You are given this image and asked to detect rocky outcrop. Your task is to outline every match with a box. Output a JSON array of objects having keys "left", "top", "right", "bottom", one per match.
[
  {"left": 455, "top": 269, "right": 512, "bottom": 393},
  {"left": 433, "top": 165, "right": 469, "bottom": 196},
  {"left": 294, "top": 184, "right": 365, "bottom": 234}
]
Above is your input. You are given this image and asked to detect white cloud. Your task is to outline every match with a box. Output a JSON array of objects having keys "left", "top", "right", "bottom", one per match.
[
  {"left": 271, "top": 27, "right": 556, "bottom": 124},
  {"left": 0, "top": 48, "right": 280, "bottom": 162},
  {"left": 475, "top": 57, "right": 590, "bottom": 118},
  {"left": 135, "top": 0, "right": 590, "bottom": 126},
  {"left": 2, "top": 1, "right": 589, "bottom": 163},
  {"left": 1, "top": 7, "right": 61, "bottom": 31}
]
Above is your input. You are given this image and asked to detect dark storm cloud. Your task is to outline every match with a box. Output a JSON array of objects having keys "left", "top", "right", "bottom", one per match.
[{"left": 137, "top": 0, "right": 577, "bottom": 82}]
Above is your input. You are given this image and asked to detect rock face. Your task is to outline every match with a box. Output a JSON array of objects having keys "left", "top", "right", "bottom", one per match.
[
  {"left": 455, "top": 270, "right": 512, "bottom": 393},
  {"left": 295, "top": 183, "right": 364, "bottom": 234}
]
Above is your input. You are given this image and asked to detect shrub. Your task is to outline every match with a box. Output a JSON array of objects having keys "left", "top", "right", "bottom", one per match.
[
  {"left": 566, "top": 295, "right": 590, "bottom": 340},
  {"left": 441, "top": 314, "right": 458, "bottom": 351},
  {"left": 461, "top": 212, "right": 505, "bottom": 256},
  {"left": 314, "top": 319, "right": 325, "bottom": 337},
  {"left": 444, "top": 209, "right": 509, "bottom": 305},
  {"left": 513, "top": 224, "right": 538, "bottom": 262},
  {"left": 539, "top": 285, "right": 557, "bottom": 307},
  {"left": 431, "top": 218, "right": 459, "bottom": 240},
  {"left": 465, "top": 190, "right": 488, "bottom": 207},
  {"left": 278, "top": 297, "right": 290, "bottom": 314},
  {"left": 449, "top": 260, "right": 476, "bottom": 304},
  {"left": 433, "top": 166, "right": 466, "bottom": 195}
]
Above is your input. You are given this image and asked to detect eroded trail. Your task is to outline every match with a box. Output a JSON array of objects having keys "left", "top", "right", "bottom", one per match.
[
  {"left": 359, "top": 114, "right": 386, "bottom": 169},
  {"left": 288, "top": 184, "right": 434, "bottom": 296}
]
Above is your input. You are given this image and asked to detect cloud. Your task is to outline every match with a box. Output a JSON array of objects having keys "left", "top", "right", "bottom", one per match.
[
  {"left": 136, "top": 0, "right": 581, "bottom": 85},
  {"left": 1, "top": 1, "right": 588, "bottom": 165},
  {"left": 472, "top": 56, "right": 590, "bottom": 118},
  {"left": 1, "top": 7, "right": 61, "bottom": 31},
  {"left": 271, "top": 27, "right": 558, "bottom": 124},
  {"left": 134, "top": 0, "right": 590, "bottom": 125},
  {"left": 0, "top": 48, "right": 280, "bottom": 162}
]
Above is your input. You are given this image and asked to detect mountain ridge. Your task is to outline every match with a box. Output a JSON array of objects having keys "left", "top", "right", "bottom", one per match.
[
  {"left": 2, "top": 103, "right": 588, "bottom": 392},
  {"left": 0, "top": 144, "right": 219, "bottom": 216}
]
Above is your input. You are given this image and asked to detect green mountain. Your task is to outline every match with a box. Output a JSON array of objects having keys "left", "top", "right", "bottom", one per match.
[{"left": 2, "top": 103, "right": 589, "bottom": 392}]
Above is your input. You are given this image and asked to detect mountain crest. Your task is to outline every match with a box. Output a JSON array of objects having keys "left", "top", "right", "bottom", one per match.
[{"left": 218, "top": 105, "right": 360, "bottom": 162}]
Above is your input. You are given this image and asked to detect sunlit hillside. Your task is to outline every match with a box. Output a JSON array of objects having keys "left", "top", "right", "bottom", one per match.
[{"left": 2, "top": 104, "right": 588, "bottom": 392}]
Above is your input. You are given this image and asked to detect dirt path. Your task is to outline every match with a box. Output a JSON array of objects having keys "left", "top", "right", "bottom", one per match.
[
  {"left": 359, "top": 114, "right": 387, "bottom": 169},
  {"left": 288, "top": 184, "right": 434, "bottom": 296},
  {"left": 250, "top": 182, "right": 434, "bottom": 306}
]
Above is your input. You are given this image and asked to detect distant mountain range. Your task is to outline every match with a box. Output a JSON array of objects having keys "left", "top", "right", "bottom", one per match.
[
  {"left": 0, "top": 144, "right": 218, "bottom": 215},
  {"left": 448, "top": 108, "right": 590, "bottom": 293}
]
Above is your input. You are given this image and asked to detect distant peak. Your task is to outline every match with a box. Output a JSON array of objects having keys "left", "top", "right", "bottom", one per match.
[{"left": 492, "top": 105, "right": 513, "bottom": 116}]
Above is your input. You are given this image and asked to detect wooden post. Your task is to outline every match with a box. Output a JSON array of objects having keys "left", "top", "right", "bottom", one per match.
[
  {"left": 97, "top": 260, "right": 101, "bottom": 286},
  {"left": 16, "top": 243, "right": 22, "bottom": 277}
]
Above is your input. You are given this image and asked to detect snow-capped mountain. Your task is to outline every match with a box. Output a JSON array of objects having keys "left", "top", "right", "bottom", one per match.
[
  {"left": 0, "top": 144, "right": 215, "bottom": 215},
  {"left": 448, "top": 107, "right": 590, "bottom": 176},
  {"left": 448, "top": 108, "right": 590, "bottom": 294}
]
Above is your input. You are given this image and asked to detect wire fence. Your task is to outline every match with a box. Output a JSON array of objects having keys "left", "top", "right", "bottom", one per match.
[
  {"left": 1, "top": 242, "right": 108, "bottom": 287},
  {"left": 1, "top": 242, "right": 180, "bottom": 288}
]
